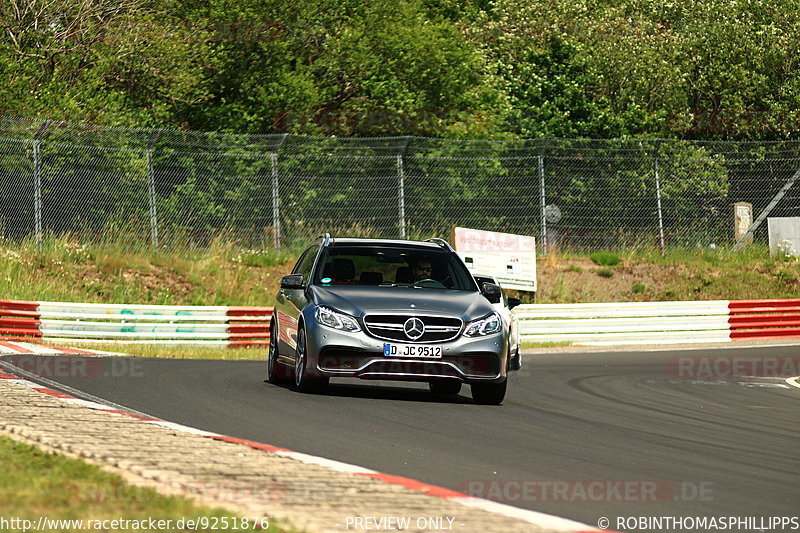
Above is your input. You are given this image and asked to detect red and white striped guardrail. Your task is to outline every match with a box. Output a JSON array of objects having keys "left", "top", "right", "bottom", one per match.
[
  {"left": 3, "top": 297, "right": 800, "bottom": 348},
  {"left": 516, "top": 299, "right": 800, "bottom": 346},
  {"left": 0, "top": 299, "right": 271, "bottom": 348},
  {"left": 728, "top": 299, "right": 800, "bottom": 340}
]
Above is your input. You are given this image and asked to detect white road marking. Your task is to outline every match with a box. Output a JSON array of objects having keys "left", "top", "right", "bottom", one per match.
[{"left": 274, "top": 451, "right": 378, "bottom": 474}]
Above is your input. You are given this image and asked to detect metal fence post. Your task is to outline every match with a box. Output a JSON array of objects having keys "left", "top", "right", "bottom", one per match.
[
  {"left": 32, "top": 120, "right": 50, "bottom": 251},
  {"left": 653, "top": 142, "right": 666, "bottom": 254},
  {"left": 397, "top": 154, "right": 406, "bottom": 239},
  {"left": 33, "top": 139, "right": 42, "bottom": 251},
  {"left": 271, "top": 153, "right": 281, "bottom": 249},
  {"left": 146, "top": 130, "right": 162, "bottom": 251},
  {"left": 146, "top": 148, "right": 159, "bottom": 250},
  {"left": 270, "top": 133, "right": 288, "bottom": 249},
  {"left": 538, "top": 150, "right": 547, "bottom": 255}
]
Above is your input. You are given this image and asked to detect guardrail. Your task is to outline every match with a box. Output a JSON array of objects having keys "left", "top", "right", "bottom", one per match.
[
  {"left": 3, "top": 298, "right": 800, "bottom": 348},
  {"left": 0, "top": 299, "right": 271, "bottom": 347},
  {"left": 729, "top": 299, "right": 800, "bottom": 340},
  {"left": 516, "top": 299, "right": 800, "bottom": 345}
]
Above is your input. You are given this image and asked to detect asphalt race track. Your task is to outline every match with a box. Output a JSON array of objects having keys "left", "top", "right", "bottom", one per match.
[{"left": 3, "top": 344, "right": 799, "bottom": 530}]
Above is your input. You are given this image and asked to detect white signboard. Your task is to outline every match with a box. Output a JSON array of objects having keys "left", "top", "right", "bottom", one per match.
[
  {"left": 768, "top": 217, "right": 800, "bottom": 257},
  {"left": 452, "top": 227, "right": 537, "bottom": 292}
]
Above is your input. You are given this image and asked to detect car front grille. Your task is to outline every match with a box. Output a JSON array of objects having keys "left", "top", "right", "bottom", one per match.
[{"left": 363, "top": 314, "right": 462, "bottom": 343}]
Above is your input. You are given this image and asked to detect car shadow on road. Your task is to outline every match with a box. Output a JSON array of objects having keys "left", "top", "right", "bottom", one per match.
[{"left": 263, "top": 380, "right": 474, "bottom": 404}]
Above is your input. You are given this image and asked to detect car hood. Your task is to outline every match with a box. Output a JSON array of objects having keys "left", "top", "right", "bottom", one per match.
[{"left": 308, "top": 285, "right": 494, "bottom": 321}]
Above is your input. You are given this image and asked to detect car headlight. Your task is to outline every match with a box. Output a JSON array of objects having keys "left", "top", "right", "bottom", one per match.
[
  {"left": 463, "top": 312, "right": 503, "bottom": 337},
  {"left": 314, "top": 306, "right": 361, "bottom": 332}
]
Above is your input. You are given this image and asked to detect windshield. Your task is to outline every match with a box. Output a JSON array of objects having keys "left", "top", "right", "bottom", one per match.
[{"left": 313, "top": 245, "right": 478, "bottom": 291}]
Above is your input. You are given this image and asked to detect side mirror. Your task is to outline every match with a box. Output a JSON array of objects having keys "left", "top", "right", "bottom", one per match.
[
  {"left": 280, "top": 274, "right": 305, "bottom": 290},
  {"left": 481, "top": 282, "right": 502, "bottom": 304},
  {"left": 508, "top": 297, "right": 521, "bottom": 310}
]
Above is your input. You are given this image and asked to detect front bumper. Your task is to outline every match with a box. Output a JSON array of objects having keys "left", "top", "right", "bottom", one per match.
[{"left": 304, "top": 320, "right": 508, "bottom": 384}]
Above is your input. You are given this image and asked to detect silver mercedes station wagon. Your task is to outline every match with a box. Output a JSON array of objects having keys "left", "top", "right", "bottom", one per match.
[{"left": 267, "top": 234, "right": 515, "bottom": 404}]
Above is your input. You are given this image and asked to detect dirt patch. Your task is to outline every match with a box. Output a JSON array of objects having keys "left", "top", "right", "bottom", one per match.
[
  {"left": 69, "top": 262, "right": 197, "bottom": 302},
  {"left": 526, "top": 257, "right": 736, "bottom": 303}
]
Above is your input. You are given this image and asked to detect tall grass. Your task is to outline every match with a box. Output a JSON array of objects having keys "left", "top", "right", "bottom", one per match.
[
  {"left": 2, "top": 236, "right": 798, "bottom": 306},
  {"left": 537, "top": 244, "right": 800, "bottom": 303},
  {"left": 0, "top": 235, "right": 295, "bottom": 305}
]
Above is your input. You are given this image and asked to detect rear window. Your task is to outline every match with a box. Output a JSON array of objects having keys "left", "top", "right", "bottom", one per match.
[{"left": 313, "top": 245, "right": 477, "bottom": 291}]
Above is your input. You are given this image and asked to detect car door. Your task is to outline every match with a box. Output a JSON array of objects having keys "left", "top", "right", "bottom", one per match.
[{"left": 275, "top": 244, "right": 319, "bottom": 360}]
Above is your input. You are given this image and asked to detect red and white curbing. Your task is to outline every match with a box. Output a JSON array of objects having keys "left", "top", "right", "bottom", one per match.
[
  {"left": 0, "top": 363, "right": 598, "bottom": 533},
  {"left": 0, "top": 340, "right": 125, "bottom": 356},
  {"left": 0, "top": 299, "right": 271, "bottom": 348}
]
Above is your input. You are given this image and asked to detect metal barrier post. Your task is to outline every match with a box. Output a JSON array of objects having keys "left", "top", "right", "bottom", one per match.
[
  {"left": 654, "top": 143, "right": 666, "bottom": 254},
  {"left": 146, "top": 130, "right": 162, "bottom": 251},
  {"left": 146, "top": 148, "right": 159, "bottom": 250},
  {"left": 538, "top": 152, "right": 547, "bottom": 255},
  {"left": 271, "top": 153, "right": 281, "bottom": 249},
  {"left": 397, "top": 154, "right": 406, "bottom": 239},
  {"left": 33, "top": 139, "right": 42, "bottom": 251},
  {"left": 32, "top": 120, "right": 50, "bottom": 251}
]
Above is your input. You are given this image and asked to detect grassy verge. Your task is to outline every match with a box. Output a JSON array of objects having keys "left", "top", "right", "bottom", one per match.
[
  {"left": 80, "top": 344, "right": 266, "bottom": 361},
  {"left": 533, "top": 245, "right": 800, "bottom": 304},
  {"left": 520, "top": 341, "right": 573, "bottom": 349},
  {"left": 0, "top": 235, "right": 296, "bottom": 306},
  {"left": 0, "top": 436, "right": 281, "bottom": 532},
  {"left": 3, "top": 235, "right": 800, "bottom": 320}
]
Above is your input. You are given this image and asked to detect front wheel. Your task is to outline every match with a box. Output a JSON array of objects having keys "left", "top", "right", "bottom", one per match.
[
  {"left": 267, "top": 321, "right": 290, "bottom": 384},
  {"left": 471, "top": 379, "right": 507, "bottom": 405},
  {"left": 508, "top": 341, "right": 522, "bottom": 372},
  {"left": 294, "top": 327, "right": 329, "bottom": 394}
]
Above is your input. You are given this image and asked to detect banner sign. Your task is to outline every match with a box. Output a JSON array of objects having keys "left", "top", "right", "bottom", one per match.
[{"left": 452, "top": 227, "right": 537, "bottom": 292}]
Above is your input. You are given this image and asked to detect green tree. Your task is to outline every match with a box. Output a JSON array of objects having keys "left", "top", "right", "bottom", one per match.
[
  {"left": 0, "top": 0, "right": 216, "bottom": 126},
  {"left": 469, "top": 0, "right": 634, "bottom": 138},
  {"left": 184, "top": 0, "right": 505, "bottom": 137}
]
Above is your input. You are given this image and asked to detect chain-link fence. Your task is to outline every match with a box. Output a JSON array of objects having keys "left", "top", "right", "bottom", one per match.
[{"left": 1, "top": 116, "right": 798, "bottom": 252}]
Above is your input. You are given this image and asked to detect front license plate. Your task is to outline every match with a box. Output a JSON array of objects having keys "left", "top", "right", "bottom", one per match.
[{"left": 383, "top": 343, "right": 442, "bottom": 358}]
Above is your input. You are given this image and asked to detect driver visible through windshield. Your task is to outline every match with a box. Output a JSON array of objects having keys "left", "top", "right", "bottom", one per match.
[{"left": 313, "top": 245, "right": 478, "bottom": 291}]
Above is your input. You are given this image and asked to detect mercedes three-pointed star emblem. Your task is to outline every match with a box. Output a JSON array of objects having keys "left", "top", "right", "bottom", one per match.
[{"left": 403, "top": 317, "right": 425, "bottom": 340}]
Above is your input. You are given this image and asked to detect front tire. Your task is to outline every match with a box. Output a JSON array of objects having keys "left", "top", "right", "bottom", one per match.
[
  {"left": 267, "top": 321, "right": 290, "bottom": 384},
  {"left": 508, "top": 341, "right": 521, "bottom": 372},
  {"left": 294, "top": 326, "right": 329, "bottom": 394},
  {"left": 471, "top": 379, "right": 507, "bottom": 405}
]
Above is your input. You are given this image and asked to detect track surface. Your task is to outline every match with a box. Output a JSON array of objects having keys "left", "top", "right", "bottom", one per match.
[{"left": 3, "top": 345, "right": 799, "bottom": 529}]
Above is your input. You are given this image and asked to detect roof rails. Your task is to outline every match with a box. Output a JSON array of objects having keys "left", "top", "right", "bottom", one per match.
[
  {"left": 317, "top": 233, "right": 332, "bottom": 247},
  {"left": 425, "top": 237, "right": 455, "bottom": 252}
]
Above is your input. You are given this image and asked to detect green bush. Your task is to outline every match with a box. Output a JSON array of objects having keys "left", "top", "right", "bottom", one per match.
[{"left": 590, "top": 252, "right": 621, "bottom": 266}]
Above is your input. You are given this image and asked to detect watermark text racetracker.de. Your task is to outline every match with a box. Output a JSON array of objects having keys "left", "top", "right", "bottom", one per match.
[
  {"left": 0, "top": 516, "right": 269, "bottom": 531},
  {"left": 3, "top": 355, "right": 144, "bottom": 379},
  {"left": 80, "top": 481, "right": 286, "bottom": 504},
  {"left": 459, "top": 480, "right": 713, "bottom": 503},
  {"left": 666, "top": 356, "right": 800, "bottom": 378}
]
